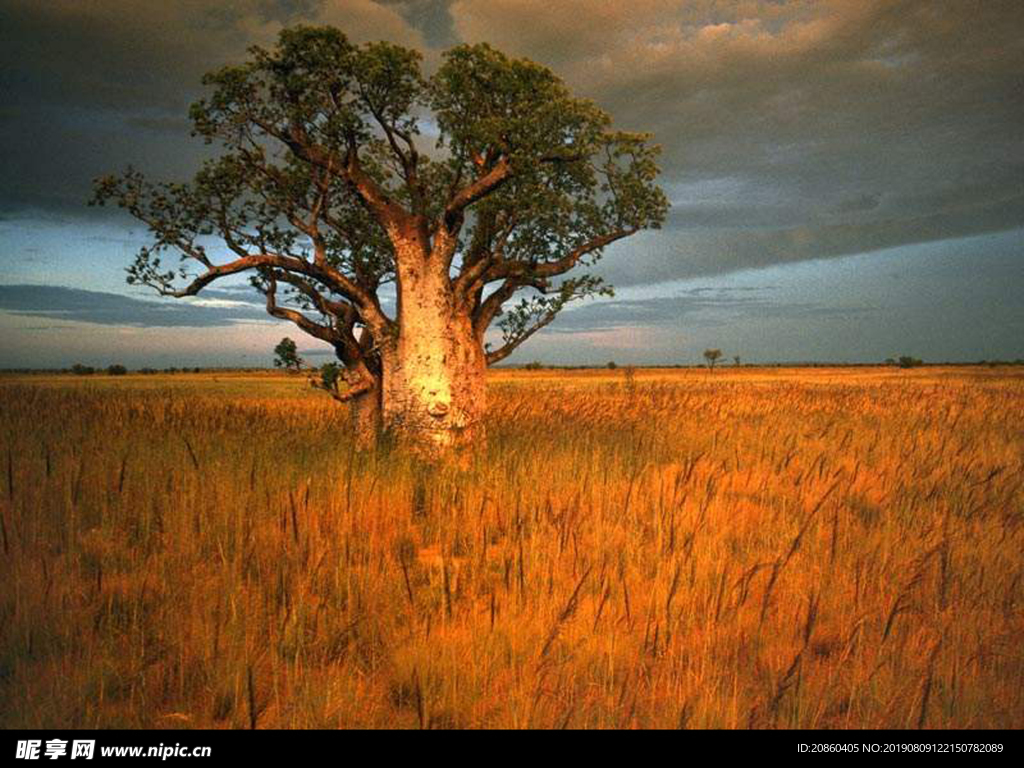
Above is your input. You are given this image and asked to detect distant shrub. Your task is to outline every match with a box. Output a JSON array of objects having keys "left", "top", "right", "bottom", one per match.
[
  {"left": 606, "top": 361, "right": 617, "bottom": 370},
  {"left": 524, "top": 361, "right": 543, "bottom": 371},
  {"left": 139, "top": 368, "right": 157, "bottom": 375},
  {"left": 70, "top": 363, "right": 95, "bottom": 376},
  {"left": 320, "top": 362, "right": 341, "bottom": 392},
  {"left": 106, "top": 364, "right": 128, "bottom": 376},
  {"left": 898, "top": 356, "right": 923, "bottom": 368}
]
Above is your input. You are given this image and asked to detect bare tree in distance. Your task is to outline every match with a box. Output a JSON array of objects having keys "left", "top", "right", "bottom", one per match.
[{"left": 93, "top": 26, "right": 667, "bottom": 456}]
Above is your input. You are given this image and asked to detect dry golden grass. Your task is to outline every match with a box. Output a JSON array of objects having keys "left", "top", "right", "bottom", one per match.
[{"left": 1, "top": 366, "right": 1022, "bottom": 729}]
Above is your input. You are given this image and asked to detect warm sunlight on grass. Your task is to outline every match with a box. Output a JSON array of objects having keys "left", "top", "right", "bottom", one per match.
[{"left": 1, "top": 367, "right": 1022, "bottom": 728}]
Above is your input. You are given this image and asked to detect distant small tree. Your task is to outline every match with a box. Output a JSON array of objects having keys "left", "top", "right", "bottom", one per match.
[
  {"left": 274, "top": 337, "right": 303, "bottom": 372},
  {"left": 884, "top": 357, "right": 896, "bottom": 366},
  {"left": 71, "top": 363, "right": 95, "bottom": 376},
  {"left": 703, "top": 348, "right": 723, "bottom": 371},
  {"left": 107, "top": 364, "right": 128, "bottom": 376},
  {"left": 606, "top": 361, "right": 617, "bottom": 370},
  {"left": 898, "top": 355, "right": 923, "bottom": 369},
  {"left": 733, "top": 355, "right": 741, "bottom": 367},
  {"left": 524, "top": 361, "right": 544, "bottom": 371}
]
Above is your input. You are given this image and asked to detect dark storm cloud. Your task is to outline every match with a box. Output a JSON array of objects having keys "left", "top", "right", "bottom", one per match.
[
  {"left": 0, "top": 284, "right": 268, "bottom": 328},
  {"left": 0, "top": 2, "right": 415, "bottom": 112},
  {"left": 2, "top": 0, "right": 1022, "bottom": 282},
  {"left": 0, "top": 1, "right": 425, "bottom": 213},
  {"left": 452, "top": 0, "right": 1024, "bottom": 277}
]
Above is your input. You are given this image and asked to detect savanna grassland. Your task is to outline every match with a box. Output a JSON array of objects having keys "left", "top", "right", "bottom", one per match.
[{"left": 1, "top": 366, "right": 1022, "bottom": 729}]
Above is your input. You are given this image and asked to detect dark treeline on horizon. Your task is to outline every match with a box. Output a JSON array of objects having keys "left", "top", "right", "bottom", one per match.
[{"left": 3, "top": 361, "right": 1024, "bottom": 375}]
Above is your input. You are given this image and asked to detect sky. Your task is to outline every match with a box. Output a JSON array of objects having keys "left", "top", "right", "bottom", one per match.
[{"left": 1, "top": 0, "right": 1022, "bottom": 368}]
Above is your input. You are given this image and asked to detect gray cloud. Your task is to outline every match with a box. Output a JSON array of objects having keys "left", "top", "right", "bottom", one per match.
[
  {"left": 0, "top": 1, "right": 423, "bottom": 112},
  {"left": 1, "top": 0, "right": 1022, "bottom": 284},
  {"left": 554, "top": 289, "right": 877, "bottom": 333},
  {"left": 835, "top": 193, "right": 882, "bottom": 214},
  {"left": 0, "top": 1, "right": 425, "bottom": 213},
  {"left": 596, "top": 182, "right": 1024, "bottom": 286},
  {"left": 378, "top": 0, "right": 457, "bottom": 47},
  {"left": 0, "top": 284, "right": 269, "bottom": 328},
  {"left": 452, "top": 0, "right": 1024, "bottom": 276}
]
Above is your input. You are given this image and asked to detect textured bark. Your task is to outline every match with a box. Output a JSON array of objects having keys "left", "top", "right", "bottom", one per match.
[{"left": 378, "top": 240, "right": 487, "bottom": 458}]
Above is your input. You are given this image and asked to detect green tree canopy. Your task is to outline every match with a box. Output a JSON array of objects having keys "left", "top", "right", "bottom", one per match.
[{"left": 273, "top": 337, "right": 302, "bottom": 372}]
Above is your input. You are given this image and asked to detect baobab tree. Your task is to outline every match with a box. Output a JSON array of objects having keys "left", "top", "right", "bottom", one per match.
[{"left": 93, "top": 27, "right": 667, "bottom": 455}]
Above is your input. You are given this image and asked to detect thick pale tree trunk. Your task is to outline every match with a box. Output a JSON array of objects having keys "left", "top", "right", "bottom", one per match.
[{"left": 379, "top": 244, "right": 487, "bottom": 458}]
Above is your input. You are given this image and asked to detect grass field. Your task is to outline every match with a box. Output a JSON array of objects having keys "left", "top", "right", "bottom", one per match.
[{"left": 1, "top": 366, "right": 1022, "bottom": 728}]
